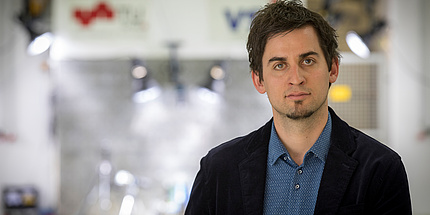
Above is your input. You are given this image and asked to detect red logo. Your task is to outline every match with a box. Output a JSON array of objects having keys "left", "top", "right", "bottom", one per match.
[{"left": 74, "top": 2, "right": 114, "bottom": 26}]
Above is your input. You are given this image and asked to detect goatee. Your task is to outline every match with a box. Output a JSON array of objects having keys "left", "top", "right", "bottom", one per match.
[{"left": 285, "top": 101, "right": 316, "bottom": 120}]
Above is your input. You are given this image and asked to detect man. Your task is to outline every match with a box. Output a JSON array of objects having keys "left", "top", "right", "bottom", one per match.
[{"left": 185, "top": 1, "right": 412, "bottom": 214}]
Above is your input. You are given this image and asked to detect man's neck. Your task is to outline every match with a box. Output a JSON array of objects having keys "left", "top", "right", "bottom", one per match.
[{"left": 273, "top": 107, "right": 329, "bottom": 165}]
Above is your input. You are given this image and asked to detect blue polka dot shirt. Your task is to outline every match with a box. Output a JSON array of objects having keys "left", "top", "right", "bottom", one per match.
[{"left": 263, "top": 113, "right": 332, "bottom": 215}]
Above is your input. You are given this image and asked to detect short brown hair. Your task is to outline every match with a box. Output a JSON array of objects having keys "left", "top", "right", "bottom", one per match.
[{"left": 247, "top": 0, "right": 340, "bottom": 82}]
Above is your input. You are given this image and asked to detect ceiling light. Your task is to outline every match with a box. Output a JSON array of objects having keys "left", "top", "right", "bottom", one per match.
[
  {"left": 27, "top": 32, "right": 53, "bottom": 55},
  {"left": 346, "top": 31, "right": 370, "bottom": 59},
  {"left": 131, "top": 59, "right": 161, "bottom": 103}
]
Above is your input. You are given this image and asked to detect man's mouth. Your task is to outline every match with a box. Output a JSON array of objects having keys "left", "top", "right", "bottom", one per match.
[{"left": 286, "top": 92, "right": 310, "bottom": 100}]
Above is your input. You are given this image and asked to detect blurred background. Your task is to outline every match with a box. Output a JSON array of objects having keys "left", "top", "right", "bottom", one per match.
[{"left": 0, "top": 0, "right": 429, "bottom": 214}]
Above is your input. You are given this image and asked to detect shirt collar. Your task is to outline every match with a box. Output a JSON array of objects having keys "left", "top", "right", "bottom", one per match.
[
  {"left": 268, "top": 123, "right": 289, "bottom": 165},
  {"left": 267, "top": 112, "right": 332, "bottom": 166},
  {"left": 308, "top": 112, "right": 332, "bottom": 163}
]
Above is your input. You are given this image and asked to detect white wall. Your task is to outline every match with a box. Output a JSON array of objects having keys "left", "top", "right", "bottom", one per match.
[
  {"left": 388, "top": 1, "right": 430, "bottom": 214},
  {"left": 0, "top": 0, "right": 58, "bottom": 213}
]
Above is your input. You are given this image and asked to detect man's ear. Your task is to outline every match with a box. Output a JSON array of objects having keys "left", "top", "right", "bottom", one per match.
[
  {"left": 329, "top": 58, "right": 339, "bottom": 84},
  {"left": 252, "top": 71, "right": 266, "bottom": 94}
]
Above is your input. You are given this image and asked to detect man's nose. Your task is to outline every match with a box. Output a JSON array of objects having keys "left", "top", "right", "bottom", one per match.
[{"left": 289, "top": 66, "right": 305, "bottom": 85}]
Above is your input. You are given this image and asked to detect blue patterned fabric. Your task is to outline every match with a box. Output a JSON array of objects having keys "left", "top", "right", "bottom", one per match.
[{"left": 263, "top": 113, "right": 332, "bottom": 214}]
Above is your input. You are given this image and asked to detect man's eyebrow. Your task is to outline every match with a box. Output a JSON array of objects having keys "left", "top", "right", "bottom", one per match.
[
  {"left": 266, "top": 52, "right": 319, "bottom": 66},
  {"left": 267, "top": 57, "right": 287, "bottom": 66},
  {"left": 299, "top": 51, "right": 319, "bottom": 59}
]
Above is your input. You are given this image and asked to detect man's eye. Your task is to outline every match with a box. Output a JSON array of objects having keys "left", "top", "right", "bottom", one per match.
[
  {"left": 274, "top": 63, "right": 286, "bottom": 70},
  {"left": 303, "top": 59, "right": 314, "bottom": 65}
]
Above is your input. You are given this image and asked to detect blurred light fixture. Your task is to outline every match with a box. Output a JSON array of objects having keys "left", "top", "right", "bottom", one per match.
[
  {"left": 133, "top": 87, "right": 161, "bottom": 103},
  {"left": 198, "top": 63, "right": 227, "bottom": 104},
  {"left": 114, "top": 170, "right": 135, "bottom": 186},
  {"left": 346, "top": 31, "right": 370, "bottom": 59},
  {"left": 27, "top": 32, "right": 53, "bottom": 55},
  {"left": 18, "top": 0, "right": 52, "bottom": 55},
  {"left": 322, "top": 0, "right": 344, "bottom": 27},
  {"left": 131, "top": 65, "right": 148, "bottom": 79},
  {"left": 329, "top": 84, "right": 352, "bottom": 103},
  {"left": 131, "top": 59, "right": 161, "bottom": 103},
  {"left": 119, "top": 195, "right": 135, "bottom": 215},
  {"left": 167, "top": 42, "right": 186, "bottom": 103},
  {"left": 210, "top": 65, "right": 226, "bottom": 81},
  {"left": 346, "top": 20, "right": 386, "bottom": 59}
]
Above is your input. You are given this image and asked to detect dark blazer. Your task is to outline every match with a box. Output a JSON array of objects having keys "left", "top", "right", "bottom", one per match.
[{"left": 185, "top": 108, "right": 412, "bottom": 215}]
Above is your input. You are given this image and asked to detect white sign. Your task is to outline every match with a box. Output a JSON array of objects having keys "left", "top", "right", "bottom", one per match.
[
  {"left": 59, "top": 0, "right": 148, "bottom": 39},
  {"left": 209, "top": 0, "right": 268, "bottom": 41},
  {"left": 51, "top": 0, "right": 270, "bottom": 60}
]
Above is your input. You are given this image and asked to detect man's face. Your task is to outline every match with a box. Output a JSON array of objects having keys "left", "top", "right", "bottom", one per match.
[{"left": 252, "top": 25, "right": 339, "bottom": 120}]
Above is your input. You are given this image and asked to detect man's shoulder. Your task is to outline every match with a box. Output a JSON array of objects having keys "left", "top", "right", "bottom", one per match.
[
  {"left": 350, "top": 127, "right": 401, "bottom": 161},
  {"left": 207, "top": 127, "right": 263, "bottom": 158},
  {"left": 204, "top": 120, "right": 272, "bottom": 163},
  {"left": 329, "top": 107, "right": 401, "bottom": 161}
]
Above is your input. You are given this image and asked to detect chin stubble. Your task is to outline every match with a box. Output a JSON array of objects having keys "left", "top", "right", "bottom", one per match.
[{"left": 285, "top": 101, "right": 316, "bottom": 120}]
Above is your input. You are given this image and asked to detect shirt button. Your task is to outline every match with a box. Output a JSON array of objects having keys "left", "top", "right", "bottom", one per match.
[
  {"left": 297, "top": 169, "right": 303, "bottom": 174},
  {"left": 295, "top": 184, "right": 300, "bottom": 190},
  {"left": 283, "top": 156, "right": 288, "bottom": 161}
]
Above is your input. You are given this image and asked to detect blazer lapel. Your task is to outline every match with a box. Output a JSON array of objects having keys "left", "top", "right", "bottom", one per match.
[
  {"left": 314, "top": 145, "right": 358, "bottom": 214},
  {"left": 314, "top": 108, "right": 359, "bottom": 214},
  {"left": 238, "top": 120, "right": 271, "bottom": 215},
  {"left": 239, "top": 150, "right": 268, "bottom": 215}
]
